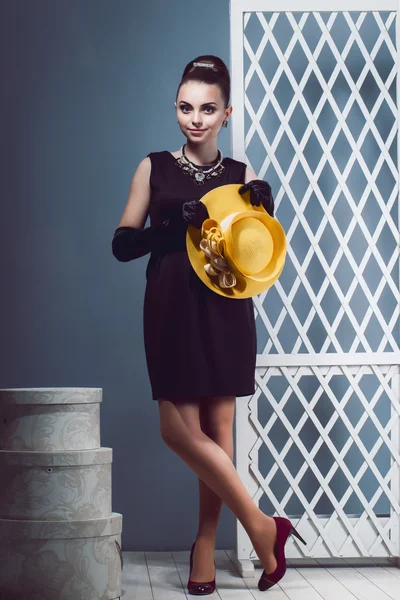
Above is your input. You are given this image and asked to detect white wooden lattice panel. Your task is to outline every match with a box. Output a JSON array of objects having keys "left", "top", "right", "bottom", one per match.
[{"left": 230, "top": 0, "right": 400, "bottom": 572}]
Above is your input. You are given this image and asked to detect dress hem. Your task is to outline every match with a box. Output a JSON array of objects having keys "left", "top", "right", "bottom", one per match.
[{"left": 151, "top": 388, "right": 255, "bottom": 401}]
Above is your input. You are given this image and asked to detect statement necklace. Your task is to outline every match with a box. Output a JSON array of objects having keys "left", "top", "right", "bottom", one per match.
[{"left": 175, "top": 144, "right": 225, "bottom": 185}]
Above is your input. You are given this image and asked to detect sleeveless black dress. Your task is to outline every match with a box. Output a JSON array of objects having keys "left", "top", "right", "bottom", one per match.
[{"left": 143, "top": 151, "right": 257, "bottom": 401}]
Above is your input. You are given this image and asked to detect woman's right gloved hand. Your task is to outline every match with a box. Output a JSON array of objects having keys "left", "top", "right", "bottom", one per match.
[
  {"left": 112, "top": 220, "right": 171, "bottom": 262},
  {"left": 112, "top": 200, "right": 209, "bottom": 263}
]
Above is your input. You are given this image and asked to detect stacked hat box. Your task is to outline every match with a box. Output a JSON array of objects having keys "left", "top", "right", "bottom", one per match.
[{"left": 0, "top": 387, "right": 123, "bottom": 600}]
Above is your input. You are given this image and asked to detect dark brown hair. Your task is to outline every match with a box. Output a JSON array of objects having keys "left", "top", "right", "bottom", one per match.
[{"left": 176, "top": 55, "right": 231, "bottom": 108}]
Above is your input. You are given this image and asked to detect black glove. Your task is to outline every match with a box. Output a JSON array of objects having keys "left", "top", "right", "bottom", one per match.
[
  {"left": 112, "top": 220, "right": 170, "bottom": 262},
  {"left": 112, "top": 200, "right": 209, "bottom": 263},
  {"left": 239, "top": 180, "right": 274, "bottom": 217},
  {"left": 182, "top": 199, "right": 209, "bottom": 229},
  {"left": 112, "top": 200, "right": 209, "bottom": 262}
]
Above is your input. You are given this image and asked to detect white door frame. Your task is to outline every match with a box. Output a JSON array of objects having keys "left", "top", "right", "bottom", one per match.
[{"left": 230, "top": 0, "right": 400, "bottom": 575}]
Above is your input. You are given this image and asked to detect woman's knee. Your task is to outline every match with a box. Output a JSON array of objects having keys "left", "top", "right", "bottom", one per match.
[
  {"left": 158, "top": 401, "right": 178, "bottom": 445},
  {"left": 158, "top": 398, "right": 203, "bottom": 448},
  {"left": 210, "top": 431, "right": 234, "bottom": 461},
  {"left": 200, "top": 396, "right": 235, "bottom": 460},
  {"left": 201, "top": 396, "right": 235, "bottom": 437}
]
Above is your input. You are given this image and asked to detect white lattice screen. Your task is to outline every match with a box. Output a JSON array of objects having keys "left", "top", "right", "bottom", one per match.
[{"left": 230, "top": 0, "right": 400, "bottom": 574}]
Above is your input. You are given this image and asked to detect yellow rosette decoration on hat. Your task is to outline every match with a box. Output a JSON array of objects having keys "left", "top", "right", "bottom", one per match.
[{"left": 199, "top": 220, "right": 237, "bottom": 289}]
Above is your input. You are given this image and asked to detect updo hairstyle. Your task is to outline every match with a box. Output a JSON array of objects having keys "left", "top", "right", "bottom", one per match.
[{"left": 176, "top": 55, "right": 231, "bottom": 108}]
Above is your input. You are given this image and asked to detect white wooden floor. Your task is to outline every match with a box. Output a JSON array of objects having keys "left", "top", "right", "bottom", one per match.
[{"left": 120, "top": 550, "right": 400, "bottom": 600}]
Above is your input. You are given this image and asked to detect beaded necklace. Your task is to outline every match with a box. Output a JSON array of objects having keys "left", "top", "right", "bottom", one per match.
[{"left": 175, "top": 144, "right": 225, "bottom": 185}]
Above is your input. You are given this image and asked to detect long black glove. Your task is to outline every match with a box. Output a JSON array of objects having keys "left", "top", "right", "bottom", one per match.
[
  {"left": 239, "top": 180, "right": 274, "bottom": 217},
  {"left": 112, "top": 200, "right": 209, "bottom": 262},
  {"left": 112, "top": 221, "right": 170, "bottom": 262}
]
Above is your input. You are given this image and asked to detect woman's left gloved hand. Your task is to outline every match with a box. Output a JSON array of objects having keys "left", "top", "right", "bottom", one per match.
[
  {"left": 182, "top": 199, "right": 210, "bottom": 229},
  {"left": 239, "top": 180, "right": 274, "bottom": 217}
]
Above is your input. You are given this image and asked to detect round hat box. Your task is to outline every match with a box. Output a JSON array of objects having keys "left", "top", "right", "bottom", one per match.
[
  {"left": 0, "top": 447, "right": 112, "bottom": 521},
  {"left": 0, "top": 388, "right": 102, "bottom": 451},
  {"left": 0, "top": 512, "right": 123, "bottom": 599}
]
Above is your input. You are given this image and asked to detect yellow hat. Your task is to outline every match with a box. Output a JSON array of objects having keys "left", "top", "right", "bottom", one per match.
[{"left": 186, "top": 183, "right": 287, "bottom": 299}]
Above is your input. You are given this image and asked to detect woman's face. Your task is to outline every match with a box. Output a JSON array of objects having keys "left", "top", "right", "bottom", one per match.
[{"left": 175, "top": 81, "right": 231, "bottom": 144}]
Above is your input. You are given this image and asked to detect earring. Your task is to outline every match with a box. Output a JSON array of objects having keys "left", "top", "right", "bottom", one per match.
[{"left": 222, "top": 120, "right": 228, "bottom": 128}]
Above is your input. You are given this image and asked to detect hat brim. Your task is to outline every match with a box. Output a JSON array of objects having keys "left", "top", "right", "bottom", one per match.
[{"left": 186, "top": 184, "right": 286, "bottom": 299}]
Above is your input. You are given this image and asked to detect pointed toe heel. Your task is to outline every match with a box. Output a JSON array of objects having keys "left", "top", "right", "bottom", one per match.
[
  {"left": 187, "top": 541, "right": 216, "bottom": 596},
  {"left": 258, "top": 517, "right": 307, "bottom": 592}
]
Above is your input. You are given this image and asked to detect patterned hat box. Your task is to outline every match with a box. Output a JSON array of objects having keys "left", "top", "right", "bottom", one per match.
[
  {"left": 0, "top": 512, "right": 123, "bottom": 600},
  {"left": 0, "top": 388, "right": 102, "bottom": 451},
  {"left": 0, "top": 447, "right": 112, "bottom": 520}
]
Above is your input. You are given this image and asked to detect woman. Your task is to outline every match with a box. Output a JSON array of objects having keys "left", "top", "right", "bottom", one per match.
[{"left": 112, "top": 55, "right": 304, "bottom": 595}]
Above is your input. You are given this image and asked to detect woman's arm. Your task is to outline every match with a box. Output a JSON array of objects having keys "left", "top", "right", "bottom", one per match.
[
  {"left": 117, "top": 157, "right": 152, "bottom": 229},
  {"left": 245, "top": 166, "right": 259, "bottom": 184},
  {"left": 112, "top": 156, "right": 210, "bottom": 262},
  {"left": 112, "top": 157, "right": 165, "bottom": 262}
]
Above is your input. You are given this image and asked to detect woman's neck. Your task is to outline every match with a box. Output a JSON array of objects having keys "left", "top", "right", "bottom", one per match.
[{"left": 183, "top": 141, "right": 219, "bottom": 166}]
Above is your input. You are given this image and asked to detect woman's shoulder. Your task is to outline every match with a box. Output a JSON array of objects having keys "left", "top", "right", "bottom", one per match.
[
  {"left": 223, "top": 156, "right": 248, "bottom": 176},
  {"left": 222, "top": 156, "right": 254, "bottom": 184},
  {"left": 146, "top": 150, "right": 175, "bottom": 160},
  {"left": 144, "top": 151, "right": 177, "bottom": 173},
  {"left": 223, "top": 155, "right": 247, "bottom": 168}
]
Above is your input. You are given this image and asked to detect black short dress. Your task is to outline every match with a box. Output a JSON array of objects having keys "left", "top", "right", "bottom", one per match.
[{"left": 143, "top": 150, "right": 257, "bottom": 401}]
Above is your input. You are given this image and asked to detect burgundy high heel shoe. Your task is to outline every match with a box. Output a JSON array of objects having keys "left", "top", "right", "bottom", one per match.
[
  {"left": 187, "top": 540, "right": 216, "bottom": 596},
  {"left": 258, "top": 516, "right": 306, "bottom": 592}
]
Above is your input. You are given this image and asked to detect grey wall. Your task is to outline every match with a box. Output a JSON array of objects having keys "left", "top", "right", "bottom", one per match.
[{"left": 0, "top": 0, "right": 235, "bottom": 551}]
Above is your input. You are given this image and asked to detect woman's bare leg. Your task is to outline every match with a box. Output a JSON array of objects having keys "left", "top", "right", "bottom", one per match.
[
  {"left": 190, "top": 396, "right": 235, "bottom": 581},
  {"left": 158, "top": 397, "right": 277, "bottom": 576}
]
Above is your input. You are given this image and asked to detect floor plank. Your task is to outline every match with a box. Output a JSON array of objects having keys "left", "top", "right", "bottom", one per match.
[
  {"left": 145, "top": 551, "right": 187, "bottom": 599},
  {"left": 119, "top": 552, "right": 400, "bottom": 600},
  {"left": 327, "top": 567, "right": 393, "bottom": 600},
  {"left": 353, "top": 567, "right": 400, "bottom": 600},
  {"left": 297, "top": 567, "right": 358, "bottom": 600},
  {"left": 120, "top": 552, "right": 153, "bottom": 600},
  {"left": 278, "top": 568, "right": 325, "bottom": 599},
  {"left": 382, "top": 567, "right": 400, "bottom": 581}
]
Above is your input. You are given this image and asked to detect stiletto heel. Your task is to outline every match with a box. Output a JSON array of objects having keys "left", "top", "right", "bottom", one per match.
[
  {"left": 187, "top": 540, "right": 216, "bottom": 596},
  {"left": 258, "top": 517, "right": 307, "bottom": 592},
  {"left": 291, "top": 527, "right": 307, "bottom": 546}
]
